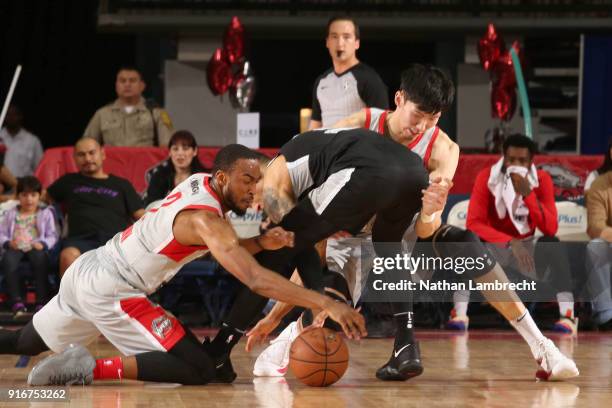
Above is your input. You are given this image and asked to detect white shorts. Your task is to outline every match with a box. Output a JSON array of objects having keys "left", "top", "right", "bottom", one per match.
[{"left": 33, "top": 250, "right": 186, "bottom": 356}]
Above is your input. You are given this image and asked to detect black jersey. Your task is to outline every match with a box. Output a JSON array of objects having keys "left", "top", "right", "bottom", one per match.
[
  {"left": 280, "top": 128, "right": 424, "bottom": 200},
  {"left": 311, "top": 63, "right": 388, "bottom": 127}
]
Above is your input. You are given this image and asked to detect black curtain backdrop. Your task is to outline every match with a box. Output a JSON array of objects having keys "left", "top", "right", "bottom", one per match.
[
  {"left": 0, "top": 1, "right": 442, "bottom": 149},
  {"left": 0, "top": 0, "right": 137, "bottom": 148},
  {"left": 250, "top": 38, "right": 436, "bottom": 147}
]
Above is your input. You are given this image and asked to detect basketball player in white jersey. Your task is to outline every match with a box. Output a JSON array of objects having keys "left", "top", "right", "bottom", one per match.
[
  {"left": 0, "top": 144, "right": 366, "bottom": 386},
  {"left": 250, "top": 64, "right": 578, "bottom": 382}
]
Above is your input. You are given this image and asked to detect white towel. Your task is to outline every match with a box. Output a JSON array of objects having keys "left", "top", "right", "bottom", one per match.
[{"left": 487, "top": 158, "right": 539, "bottom": 235}]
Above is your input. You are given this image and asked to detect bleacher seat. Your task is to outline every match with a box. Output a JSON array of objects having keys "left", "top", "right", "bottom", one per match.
[
  {"left": 446, "top": 199, "right": 470, "bottom": 229},
  {"left": 445, "top": 198, "right": 589, "bottom": 241}
]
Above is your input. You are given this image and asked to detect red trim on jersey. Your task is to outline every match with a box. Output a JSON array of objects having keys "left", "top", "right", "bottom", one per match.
[
  {"left": 120, "top": 225, "right": 134, "bottom": 243},
  {"left": 119, "top": 297, "right": 186, "bottom": 351},
  {"left": 157, "top": 205, "right": 219, "bottom": 262},
  {"left": 364, "top": 108, "right": 371, "bottom": 130},
  {"left": 158, "top": 239, "right": 209, "bottom": 262},
  {"left": 422, "top": 127, "right": 440, "bottom": 169},
  {"left": 378, "top": 111, "right": 388, "bottom": 135},
  {"left": 406, "top": 130, "right": 425, "bottom": 150},
  {"left": 204, "top": 177, "right": 223, "bottom": 208}
]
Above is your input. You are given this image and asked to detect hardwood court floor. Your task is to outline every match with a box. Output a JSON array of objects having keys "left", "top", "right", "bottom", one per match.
[{"left": 0, "top": 330, "right": 610, "bottom": 407}]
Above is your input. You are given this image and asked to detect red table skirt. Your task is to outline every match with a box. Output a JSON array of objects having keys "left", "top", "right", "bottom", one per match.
[
  {"left": 35, "top": 146, "right": 279, "bottom": 193},
  {"left": 35, "top": 147, "right": 603, "bottom": 198}
]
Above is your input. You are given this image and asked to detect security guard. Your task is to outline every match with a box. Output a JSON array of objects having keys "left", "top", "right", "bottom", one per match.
[{"left": 83, "top": 67, "right": 174, "bottom": 147}]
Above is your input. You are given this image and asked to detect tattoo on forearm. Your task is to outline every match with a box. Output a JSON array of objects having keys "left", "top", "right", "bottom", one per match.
[{"left": 263, "top": 188, "right": 294, "bottom": 224}]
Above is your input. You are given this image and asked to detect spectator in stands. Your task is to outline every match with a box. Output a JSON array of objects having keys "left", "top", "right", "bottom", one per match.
[
  {"left": 585, "top": 166, "right": 612, "bottom": 330},
  {"left": 143, "top": 130, "right": 207, "bottom": 206},
  {"left": 46, "top": 137, "right": 145, "bottom": 276},
  {"left": 0, "top": 176, "right": 58, "bottom": 317},
  {"left": 448, "top": 134, "right": 577, "bottom": 334},
  {"left": 0, "top": 145, "right": 17, "bottom": 200},
  {"left": 309, "top": 16, "right": 388, "bottom": 129},
  {"left": 83, "top": 67, "right": 174, "bottom": 146},
  {"left": 0, "top": 105, "right": 44, "bottom": 178},
  {"left": 585, "top": 139, "right": 612, "bottom": 192}
]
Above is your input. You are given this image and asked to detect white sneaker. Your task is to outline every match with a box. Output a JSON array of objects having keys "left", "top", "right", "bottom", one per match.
[
  {"left": 253, "top": 321, "right": 299, "bottom": 377},
  {"left": 535, "top": 338, "right": 579, "bottom": 381}
]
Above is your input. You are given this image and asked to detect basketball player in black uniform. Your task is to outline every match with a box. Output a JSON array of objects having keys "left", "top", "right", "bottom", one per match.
[{"left": 206, "top": 127, "right": 451, "bottom": 381}]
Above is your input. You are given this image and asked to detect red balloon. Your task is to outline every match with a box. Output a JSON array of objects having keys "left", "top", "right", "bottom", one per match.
[
  {"left": 491, "top": 84, "right": 517, "bottom": 122},
  {"left": 223, "top": 16, "right": 245, "bottom": 64},
  {"left": 478, "top": 23, "right": 505, "bottom": 71},
  {"left": 207, "top": 48, "right": 233, "bottom": 95},
  {"left": 491, "top": 51, "right": 516, "bottom": 89}
]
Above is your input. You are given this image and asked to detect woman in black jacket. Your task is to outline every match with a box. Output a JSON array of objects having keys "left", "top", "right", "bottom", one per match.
[{"left": 144, "top": 130, "right": 208, "bottom": 206}]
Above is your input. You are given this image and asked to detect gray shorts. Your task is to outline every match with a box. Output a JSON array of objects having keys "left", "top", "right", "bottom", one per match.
[{"left": 33, "top": 250, "right": 186, "bottom": 355}]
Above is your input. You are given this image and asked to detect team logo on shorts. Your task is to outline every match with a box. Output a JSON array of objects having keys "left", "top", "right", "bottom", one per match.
[{"left": 151, "top": 315, "right": 173, "bottom": 339}]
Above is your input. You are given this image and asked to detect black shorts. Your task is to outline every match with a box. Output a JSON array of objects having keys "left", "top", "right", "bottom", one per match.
[
  {"left": 262, "top": 130, "right": 429, "bottom": 289},
  {"left": 281, "top": 130, "right": 429, "bottom": 247},
  {"left": 62, "top": 231, "right": 117, "bottom": 254}
]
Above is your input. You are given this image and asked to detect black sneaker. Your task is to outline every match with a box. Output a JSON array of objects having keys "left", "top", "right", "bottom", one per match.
[
  {"left": 202, "top": 337, "right": 237, "bottom": 383},
  {"left": 375, "top": 341, "right": 424, "bottom": 381}
]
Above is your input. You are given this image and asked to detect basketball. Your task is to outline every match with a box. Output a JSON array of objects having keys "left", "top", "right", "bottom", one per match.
[{"left": 289, "top": 327, "right": 349, "bottom": 387}]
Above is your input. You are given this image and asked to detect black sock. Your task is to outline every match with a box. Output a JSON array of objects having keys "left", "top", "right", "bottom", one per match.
[
  {"left": 391, "top": 302, "right": 416, "bottom": 349},
  {"left": 136, "top": 336, "right": 215, "bottom": 385},
  {"left": 0, "top": 329, "right": 19, "bottom": 354},
  {"left": 209, "top": 323, "right": 245, "bottom": 357}
]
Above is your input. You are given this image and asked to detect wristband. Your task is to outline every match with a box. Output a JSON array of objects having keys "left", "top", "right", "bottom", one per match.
[{"left": 420, "top": 212, "right": 435, "bottom": 224}]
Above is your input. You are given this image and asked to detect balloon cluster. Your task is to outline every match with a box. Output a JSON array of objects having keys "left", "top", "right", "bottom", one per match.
[
  {"left": 206, "top": 16, "right": 256, "bottom": 110},
  {"left": 478, "top": 23, "right": 524, "bottom": 122}
]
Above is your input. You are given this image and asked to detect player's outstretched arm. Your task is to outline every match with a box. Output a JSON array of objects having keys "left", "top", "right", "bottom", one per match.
[
  {"left": 245, "top": 270, "right": 303, "bottom": 352},
  {"left": 174, "top": 210, "right": 367, "bottom": 339},
  {"left": 331, "top": 110, "right": 366, "bottom": 129}
]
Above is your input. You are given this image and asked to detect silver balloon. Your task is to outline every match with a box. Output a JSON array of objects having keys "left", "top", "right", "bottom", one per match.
[{"left": 230, "top": 61, "right": 256, "bottom": 111}]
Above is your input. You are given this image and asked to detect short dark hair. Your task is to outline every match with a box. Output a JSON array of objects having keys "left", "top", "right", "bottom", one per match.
[
  {"left": 326, "top": 16, "right": 360, "bottom": 40},
  {"left": 503, "top": 134, "right": 537, "bottom": 157},
  {"left": 117, "top": 66, "right": 143, "bottom": 80},
  {"left": 399, "top": 64, "right": 455, "bottom": 114},
  {"left": 252, "top": 150, "right": 271, "bottom": 167},
  {"left": 212, "top": 144, "right": 261, "bottom": 174},
  {"left": 16, "top": 176, "right": 42, "bottom": 195}
]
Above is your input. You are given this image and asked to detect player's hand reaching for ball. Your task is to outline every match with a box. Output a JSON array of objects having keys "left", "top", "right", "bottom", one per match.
[
  {"left": 323, "top": 299, "right": 367, "bottom": 340},
  {"left": 257, "top": 226, "right": 295, "bottom": 250},
  {"left": 245, "top": 314, "right": 282, "bottom": 352}
]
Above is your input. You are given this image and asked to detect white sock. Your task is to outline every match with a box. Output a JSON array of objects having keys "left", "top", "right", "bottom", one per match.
[
  {"left": 510, "top": 310, "right": 546, "bottom": 359},
  {"left": 556, "top": 292, "right": 574, "bottom": 318},
  {"left": 453, "top": 290, "right": 470, "bottom": 317}
]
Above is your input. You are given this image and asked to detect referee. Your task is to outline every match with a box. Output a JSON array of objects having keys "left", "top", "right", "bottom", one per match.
[{"left": 309, "top": 16, "right": 389, "bottom": 129}]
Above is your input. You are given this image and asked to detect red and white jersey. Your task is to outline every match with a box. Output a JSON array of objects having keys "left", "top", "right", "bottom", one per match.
[
  {"left": 101, "top": 174, "right": 223, "bottom": 294},
  {"left": 363, "top": 107, "right": 440, "bottom": 168}
]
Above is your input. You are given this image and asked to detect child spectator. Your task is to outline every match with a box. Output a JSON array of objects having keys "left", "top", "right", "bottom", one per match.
[{"left": 0, "top": 176, "right": 58, "bottom": 317}]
